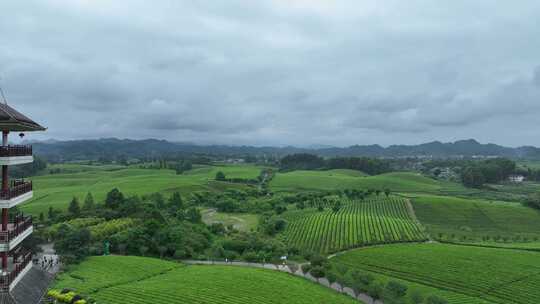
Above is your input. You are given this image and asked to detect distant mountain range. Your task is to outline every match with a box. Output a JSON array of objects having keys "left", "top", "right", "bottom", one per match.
[{"left": 28, "top": 138, "right": 540, "bottom": 161}]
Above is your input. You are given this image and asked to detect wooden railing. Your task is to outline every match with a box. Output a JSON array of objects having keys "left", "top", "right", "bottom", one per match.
[
  {"left": 0, "top": 215, "right": 32, "bottom": 243},
  {"left": 0, "top": 180, "right": 32, "bottom": 200},
  {"left": 0, "top": 145, "right": 32, "bottom": 157},
  {"left": 0, "top": 252, "right": 32, "bottom": 291}
]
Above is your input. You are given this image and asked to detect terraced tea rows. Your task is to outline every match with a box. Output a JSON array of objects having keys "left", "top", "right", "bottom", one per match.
[
  {"left": 54, "top": 256, "right": 357, "bottom": 304},
  {"left": 331, "top": 243, "right": 540, "bottom": 304},
  {"left": 283, "top": 197, "right": 428, "bottom": 253}
]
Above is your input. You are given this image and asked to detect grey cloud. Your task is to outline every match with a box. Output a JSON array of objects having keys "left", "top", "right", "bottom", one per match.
[{"left": 1, "top": 1, "right": 540, "bottom": 146}]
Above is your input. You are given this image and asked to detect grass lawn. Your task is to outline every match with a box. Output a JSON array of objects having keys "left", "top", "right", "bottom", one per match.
[
  {"left": 201, "top": 209, "right": 259, "bottom": 232},
  {"left": 23, "top": 164, "right": 265, "bottom": 216},
  {"left": 330, "top": 243, "right": 540, "bottom": 304},
  {"left": 270, "top": 171, "right": 467, "bottom": 194},
  {"left": 54, "top": 256, "right": 358, "bottom": 304}
]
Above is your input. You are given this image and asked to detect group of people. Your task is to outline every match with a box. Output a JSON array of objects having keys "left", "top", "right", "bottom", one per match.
[{"left": 36, "top": 255, "right": 59, "bottom": 271}]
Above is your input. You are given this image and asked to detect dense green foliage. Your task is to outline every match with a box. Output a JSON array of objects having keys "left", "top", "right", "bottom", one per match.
[
  {"left": 331, "top": 243, "right": 540, "bottom": 304},
  {"left": 54, "top": 256, "right": 357, "bottom": 304},
  {"left": 461, "top": 158, "right": 516, "bottom": 188},
  {"left": 280, "top": 153, "right": 391, "bottom": 175},
  {"left": 283, "top": 197, "right": 427, "bottom": 253}
]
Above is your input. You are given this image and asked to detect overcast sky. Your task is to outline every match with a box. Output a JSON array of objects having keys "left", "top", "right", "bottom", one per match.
[{"left": 1, "top": 1, "right": 539, "bottom": 147}]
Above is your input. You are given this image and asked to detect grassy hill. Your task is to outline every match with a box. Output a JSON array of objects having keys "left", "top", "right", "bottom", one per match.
[
  {"left": 410, "top": 195, "right": 540, "bottom": 241},
  {"left": 282, "top": 196, "right": 428, "bottom": 253},
  {"left": 331, "top": 243, "right": 540, "bottom": 304},
  {"left": 53, "top": 256, "right": 357, "bottom": 304},
  {"left": 270, "top": 171, "right": 466, "bottom": 194},
  {"left": 24, "top": 164, "right": 264, "bottom": 216}
]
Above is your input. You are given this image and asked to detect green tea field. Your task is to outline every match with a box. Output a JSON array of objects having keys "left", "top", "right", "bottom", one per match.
[
  {"left": 54, "top": 256, "right": 357, "bottom": 304},
  {"left": 282, "top": 196, "right": 428, "bottom": 253},
  {"left": 330, "top": 243, "right": 540, "bottom": 304},
  {"left": 410, "top": 195, "right": 540, "bottom": 241}
]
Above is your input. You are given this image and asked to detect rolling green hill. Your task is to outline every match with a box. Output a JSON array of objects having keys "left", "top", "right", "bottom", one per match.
[
  {"left": 270, "top": 171, "right": 466, "bottom": 194},
  {"left": 331, "top": 243, "right": 540, "bottom": 304},
  {"left": 282, "top": 196, "right": 428, "bottom": 253},
  {"left": 410, "top": 195, "right": 540, "bottom": 241},
  {"left": 53, "top": 256, "right": 357, "bottom": 304},
  {"left": 24, "top": 164, "right": 264, "bottom": 216}
]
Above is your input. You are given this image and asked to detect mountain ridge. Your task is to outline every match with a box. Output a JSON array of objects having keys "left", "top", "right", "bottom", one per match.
[{"left": 28, "top": 138, "right": 540, "bottom": 161}]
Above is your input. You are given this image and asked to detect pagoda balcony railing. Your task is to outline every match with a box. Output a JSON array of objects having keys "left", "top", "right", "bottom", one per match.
[
  {"left": 0, "top": 252, "right": 32, "bottom": 292},
  {"left": 0, "top": 180, "right": 32, "bottom": 200},
  {"left": 0, "top": 145, "right": 32, "bottom": 158},
  {"left": 0, "top": 216, "right": 32, "bottom": 243}
]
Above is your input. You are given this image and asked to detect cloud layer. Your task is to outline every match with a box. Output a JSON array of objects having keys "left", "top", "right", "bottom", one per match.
[{"left": 1, "top": 0, "right": 539, "bottom": 147}]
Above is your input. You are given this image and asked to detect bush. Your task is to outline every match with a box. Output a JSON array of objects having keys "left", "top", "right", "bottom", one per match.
[
  {"left": 426, "top": 295, "right": 449, "bottom": 304},
  {"left": 310, "top": 266, "right": 326, "bottom": 278},
  {"left": 367, "top": 282, "right": 384, "bottom": 300},
  {"left": 301, "top": 264, "right": 312, "bottom": 274},
  {"left": 385, "top": 280, "right": 408, "bottom": 298}
]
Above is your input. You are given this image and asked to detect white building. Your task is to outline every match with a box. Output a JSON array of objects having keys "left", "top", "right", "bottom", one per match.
[{"left": 508, "top": 175, "right": 525, "bottom": 183}]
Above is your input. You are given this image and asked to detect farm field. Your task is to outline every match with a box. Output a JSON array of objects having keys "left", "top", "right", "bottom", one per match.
[
  {"left": 201, "top": 208, "right": 259, "bottom": 232},
  {"left": 270, "top": 170, "right": 468, "bottom": 194},
  {"left": 330, "top": 243, "right": 540, "bottom": 304},
  {"left": 410, "top": 195, "right": 540, "bottom": 241},
  {"left": 54, "top": 256, "right": 358, "bottom": 304},
  {"left": 23, "top": 164, "right": 265, "bottom": 216},
  {"left": 282, "top": 196, "right": 428, "bottom": 253}
]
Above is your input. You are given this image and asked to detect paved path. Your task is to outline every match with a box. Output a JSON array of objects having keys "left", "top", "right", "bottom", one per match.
[{"left": 36, "top": 243, "right": 60, "bottom": 275}]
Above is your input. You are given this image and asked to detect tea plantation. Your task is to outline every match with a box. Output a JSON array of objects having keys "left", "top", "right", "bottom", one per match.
[
  {"left": 282, "top": 197, "right": 428, "bottom": 253},
  {"left": 331, "top": 243, "right": 540, "bottom": 304},
  {"left": 54, "top": 256, "right": 357, "bottom": 304}
]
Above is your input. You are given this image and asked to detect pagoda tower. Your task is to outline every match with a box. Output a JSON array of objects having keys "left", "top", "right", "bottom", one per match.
[{"left": 0, "top": 103, "right": 45, "bottom": 293}]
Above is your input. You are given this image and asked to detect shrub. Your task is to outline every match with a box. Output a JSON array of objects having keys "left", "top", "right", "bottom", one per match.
[
  {"left": 310, "top": 266, "right": 326, "bottom": 279},
  {"left": 301, "top": 264, "right": 312, "bottom": 274},
  {"left": 426, "top": 295, "right": 449, "bottom": 304}
]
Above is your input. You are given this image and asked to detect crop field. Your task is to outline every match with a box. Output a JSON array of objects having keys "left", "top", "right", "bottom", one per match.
[
  {"left": 331, "top": 243, "right": 540, "bottom": 304},
  {"left": 282, "top": 197, "right": 428, "bottom": 253},
  {"left": 270, "top": 170, "right": 467, "bottom": 194},
  {"left": 54, "top": 256, "right": 357, "bottom": 304},
  {"left": 411, "top": 195, "right": 540, "bottom": 241},
  {"left": 23, "top": 164, "right": 265, "bottom": 215}
]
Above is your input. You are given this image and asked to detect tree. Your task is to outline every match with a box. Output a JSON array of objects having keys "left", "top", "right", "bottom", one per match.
[
  {"left": 68, "top": 197, "right": 81, "bottom": 216},
  {"left": 39, "top": 212, "right": 44, "bottom": 222},
  {"left": 310, "top": 266, "right": 326, "bottom": 281},
  {"left": 139, "top": 245, "right": 149, "bottom": 256},
  {"left": 326, "top": 271, "right": 337, "bottom": 286},
  {"left": 410, "top": 290, "right": 424, "bottom": 304},
  {"left": 367, "top": 282, "right": 384, "bottom": 300},
  {"left": 158, "top": 246, "right": 167, "bottom": 259},
  {"left": 384, "top": 188, "right": 391, "bottom": 197},
  {"left": 215, "top": 171, "right": 226, "bottom": 181},
  {"left": 48, "top": 206, "right": 55, "bottom": 220},
  {"left": 105, "top": 188, "right": 125, "bottom": 209},
  {"left": 375, "top": 189, "right": 381, "bottom": 196},
  {"left": 83, "top": 192, "right": 95, "bottom": 210},
  {"left": 186, "top": 207, "right": 202, "bottom": 223},
  {"left": 168, "top": 192, "right": 184, "bottom": 211},
  {"left": 425, "top": 295, "right": 449, "bottom": 304},
  {"left": 385, "top": 281, "right": 408, "bottom": 299}
]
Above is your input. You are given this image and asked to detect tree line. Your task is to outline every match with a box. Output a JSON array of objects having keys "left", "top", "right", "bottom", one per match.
[{"left": 280, "top": 153, "right": 391, "bottom": 175}]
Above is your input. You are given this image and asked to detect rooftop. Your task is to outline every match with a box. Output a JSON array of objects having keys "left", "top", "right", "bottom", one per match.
[{"left": 0, "top": 103, "right": 45, "bottom": 132}]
